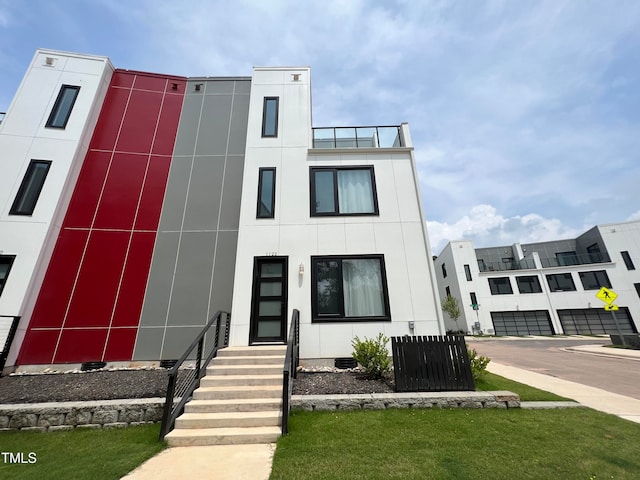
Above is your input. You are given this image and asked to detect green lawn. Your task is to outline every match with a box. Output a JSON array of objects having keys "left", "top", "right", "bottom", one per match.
[
  {"left": 0, "top": 424, "right": 164, "bottom": 480},
  {"left": 271, "top": 408, "right": 640, "bottom": 480},
  {"left": 475, "top": 372, "right": 571, "bottom": 401}
]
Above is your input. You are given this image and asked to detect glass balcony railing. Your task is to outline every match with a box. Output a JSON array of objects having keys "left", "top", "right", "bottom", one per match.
[
  {"left": 477, "top": 252, "right": 611, "bottom": 272},
  {"left": 312, "top": 125, "right": 403, "bottom": 149}
]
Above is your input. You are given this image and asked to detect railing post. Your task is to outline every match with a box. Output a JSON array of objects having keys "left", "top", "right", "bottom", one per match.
[{"left": 160, "top": 373, "right": 177, "bottom": 440}]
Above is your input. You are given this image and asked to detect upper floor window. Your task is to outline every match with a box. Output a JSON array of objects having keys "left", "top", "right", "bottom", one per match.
[
  {"left": 310, "top": 166, "right": 378, "bottom": 216},
  {"left": 441, "top": 263, "right": 447, "bottom": 278},
  {"left": 579, "top": 270, "right": 612, "bottom": 290},
  {"left": 621, "top": 251, "right": 635, "bottom": 270},
  {"left": 464, "top": 264, "right": 472, "bottom": 281},
  {"left": 0, "top": 256, "right": 16, "bottom": 297},
  {"left": 311, "top": 254, "right": 390, "bottom": 322},
  {"left": 261, "top": 97, "right": 279, "bottom": 137},
  {"left": 470, "top": 292, "right": 478, "bottom": 305},
  {"left": 587, "top": 243, "right": 603, "bottom": 262},
  {"left": 445, "top": 286, "right": 451, "bottom": 297},
  {"left": 256, "top": 168, "right": 276, "bottom": 218},
  {"left": 516, "top": 275, "right": 542, "bottom": 294},
  {"left": 10, "top": 160, "right": 52, "bottom": 216},
  {"left": 488, "top": 277, "right": 513, "bottom": 295},
  {"left": 46, "top": 85, "right": 80, "bottom": 129},
  {"left": 546, "top": 273, "right": 576, "bottom": 292}
]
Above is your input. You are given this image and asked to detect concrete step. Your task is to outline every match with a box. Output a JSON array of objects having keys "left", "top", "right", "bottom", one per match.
[
  {"left": 211, "top": 355, "right": 285, "bottom": 366},
  {"left": 175, "top": 411, "right": 281, "bottom": 429},
  {"left": 185, "top": 398, "right": 281, "bottom": 413},
  {"left": 165, "top": 426, "right": 281, "bottom": 446},
  {"left": 206, "top": 364, "right": 283, "bottom": 376},
  {"left": 217, "top": 346, "right": 286, "bottom": 357},
  {"left": 193, "top": 385, "right": 281, "bottom": 400},
  {"left": 200, "top": 374, "right": 282, "bottom": 387}
]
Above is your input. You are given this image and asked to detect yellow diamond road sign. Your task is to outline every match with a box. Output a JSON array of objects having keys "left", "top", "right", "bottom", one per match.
[
  {"left": 604, "top": 304, "right": 619, "bottom": 311},
  {"left": 596, "top": 287, "right": 618, "bottom": 305}
]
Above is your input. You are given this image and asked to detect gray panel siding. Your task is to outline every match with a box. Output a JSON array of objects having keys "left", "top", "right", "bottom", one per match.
[{"left": 133, "top": 78, "right": 250, "bottom": 361}]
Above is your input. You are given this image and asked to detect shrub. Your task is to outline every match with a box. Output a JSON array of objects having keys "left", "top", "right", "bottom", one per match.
[
  {"left": 351, "top": 333, "right": 391, "bottom": 379},
  {"left": 467, "top": 347, "right": 490, "bottom": 381}
]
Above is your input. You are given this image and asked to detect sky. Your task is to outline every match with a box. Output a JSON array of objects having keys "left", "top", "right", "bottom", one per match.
[{"left": 1, "top": 0, "right": 639, "bottom": 254}]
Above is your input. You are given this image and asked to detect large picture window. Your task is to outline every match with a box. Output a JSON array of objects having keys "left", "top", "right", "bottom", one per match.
[
  {"left": 546, "top": 273, "right": 576, "bottom": 292},
  {"left": 261, "top": 97, "right": 278, "bottom": 137},
  {"left": 516, "top": 275, "right": 542, "bottom": 294},
  {"left": 312, "top": 255, "right": 390, "bottom": 322},
  {"left": 10, "top": 160, "right": 52, "bottom": 215},
  {"left": 579, "top": 270, "right": 612, "bottom": 290},
  {"left": 310, "top": 166, "right": 378, "bottom": 216},
  {"left": 256, "top": 168, "right": 276, "bottom": 218},
  {"left": 46, "top": 85, "right": 80, "bottom": 128},
  {"left": 488, "top": 277, "right": 513, "bottom": 295}
]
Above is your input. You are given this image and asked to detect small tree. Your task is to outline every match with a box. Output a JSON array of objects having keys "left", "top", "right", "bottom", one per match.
[
  {"left": 441, "top": 295, "right": 462, "bottom": 331},
  {"left": 352, "top": 333, "right": 391, "bottom": 379}
]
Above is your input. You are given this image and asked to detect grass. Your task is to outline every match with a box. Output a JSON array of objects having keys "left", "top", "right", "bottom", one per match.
[
  {"left": 0, "top": 424, "right": 164, "bottom": 480},
  {"left": 475, "top": 372, "right": 571, "bottom": 401},
  {"left": 271, "top": 408, "right": 640, "bottom": 480}
]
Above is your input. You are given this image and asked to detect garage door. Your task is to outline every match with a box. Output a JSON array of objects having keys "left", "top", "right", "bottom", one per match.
[
  {"left": 558, "top": 308, "right": 637, "bottom": 335},
  {"left": 491, "top": 310, "right": 554, "bottom": 336}
]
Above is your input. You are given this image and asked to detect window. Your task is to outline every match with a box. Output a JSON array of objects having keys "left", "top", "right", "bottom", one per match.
[
  {"left": 256, "top": 168, "right": 276, "bottom": 218},
  {"left": 0, "top": 256, "right": 16, "bottom": 297},
  {"left": 587, "top": 243, "right": 603, "bottom": 262},
  {"left": 311, "top": 255, "right": 390, "bottom": 322},
  {"left": 579, "top": 270, "right": 612, "bottom": 290},
  {"left": 10, "top": 160, "right": 52, "bottom": 215},
  {"left": 46, "top": 85, "right": 80, "bottom": 128},
  {"left": 445, "top": 286, "right": 451, "bottom": 297},
  {"left": 516, "top": 276, "right": 542, "bottom": 294},
  {"left": 464, "top": 264, "right": 472, "bottom": 281},
  {"left": 477, "top": 259, "right": 486, "bottom": 272},
  {"left": 261, "top": 97, "right": 278, "bottom": 137},
  {"left": 470, "top": 292, "right": 478, "bottom": 306},
  {"left": 621, "top": 251, "right": 635, "bottom": 270},
  {"left": 546, "top": 273, "right": 576, "bottom": 292},
  {"left": 502, "top": 257, "right": 515, "bottom": 269},
  {"left": 310, "top": 167, "right": 378, "bottom": 216},
  {"left": 556, "top": 251, "right": 578, "bottom": 266},
  {"left": 488, "top": 277, "right": 513, "bottom": 295},
  {"left": 441, "top": 263, "right": 447, "bottom": 278},
  {"left": 635, "top": 283, "right": 640, "bottom": 300}
]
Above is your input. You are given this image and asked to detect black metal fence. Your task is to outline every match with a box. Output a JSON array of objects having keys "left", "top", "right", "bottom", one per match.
[
  {"left": 159, "top": 310, "right": 230, "bottom": 440},
  {"left": 391, "top": 335, "right": 475, "bottom": 392},
  {"left": 281, "top": 309, "right": 300, "bottom": 435}
]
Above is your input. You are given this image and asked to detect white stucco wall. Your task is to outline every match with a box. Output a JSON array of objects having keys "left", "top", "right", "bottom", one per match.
[
  {"left": 230, "top": 67, "right": 443, "bottom": 359},
  {"left": 1, "top": 50, "right": 113, "bottom": 366}
]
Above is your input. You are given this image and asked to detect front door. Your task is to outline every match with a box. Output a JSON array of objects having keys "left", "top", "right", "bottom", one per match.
[{"left": 250, "top": 257, "right": 287, "bottom": 344}]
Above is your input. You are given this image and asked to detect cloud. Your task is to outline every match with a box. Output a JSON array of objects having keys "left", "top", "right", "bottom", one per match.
[
  {"left": 427, "top": 204, "right": 584, "bottom": 255},
  {"left": 628, "top": 210, "right": 640, "bottom": 221}
]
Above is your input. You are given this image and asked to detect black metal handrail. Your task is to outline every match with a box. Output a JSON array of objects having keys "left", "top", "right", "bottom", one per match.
[
  {"left": 281, "top": 309, "right": 300, "bottom": 434},
  {"left": 159, "top": 310, "right": 230, "bottom": 440},
  {"left": 0, "top": 316, "right": 20, "bottom": 375}
]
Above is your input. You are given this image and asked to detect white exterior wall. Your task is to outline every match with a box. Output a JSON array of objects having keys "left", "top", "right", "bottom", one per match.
[
  {"left": 230, "top": 67, "right": 443, "bottom": 358},
  {"left": 1, "top": 50, "right": 113, "bottom": 365},
  {"left": 434, "top": 221, "right": 640, "bottom": 334}
]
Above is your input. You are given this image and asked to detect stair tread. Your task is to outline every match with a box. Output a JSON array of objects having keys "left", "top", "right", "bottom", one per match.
[
  {"left": 179, "top": 411, "right": 280, "bottom": 420},
  {"left": 196, "top": 385, "right": 281, "bottom": 392},
  {"left": 188, "top": 398, "right": 281, "bottom": 405},
  {"left": 167, "top": 426, "right": 281, "bottom": 437},
  {"left": 204, "top": 374, "right": 282, "bottom": 380}
]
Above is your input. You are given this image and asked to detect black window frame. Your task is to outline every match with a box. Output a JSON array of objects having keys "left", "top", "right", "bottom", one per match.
[
  {"left": 0, "top": 255, "right": 16, "bottom": 297},
  {"left": 261, "top": 97, "right": 279, "bottom": 138},
  {"left": 516, "top": 275, "right": 542, "bottom": 294},
  {"left": 9, "top": 160, "right": 52, "bottom": 216},
  {"left": 579, "top": 270, "right": 612, "bottom": 290},
  {"left": 488, "top": 277, "right": 513, "bottom": 295},
  {"left": 470, "top": 292, "right": 478, "bottom": 305},
  {"left": 256, "top": 167, "right": 276, "bottom": 219},
  {"left": 546, "top": 273, "right": 576, "bottom": 292},
  {"left": 441, "top": 263, "right": 447, "bottom": 278},
  {"left": 45, "top": 85, "right": 80, "bottom": 129},
  {"left": 309, "top": 166, "right": 379, "bottom": 217},
  {"left": 464, "top": 264, "right": 472, "bottom": 281},
  {"left": 445, "top": 286, "right": 451, "bottom": 297},
  {"left": 311, "top": 254, "right": 391, "bottom": 323},
  {"left": 621, "top": 251, "right": 635, "bottom": 270}
]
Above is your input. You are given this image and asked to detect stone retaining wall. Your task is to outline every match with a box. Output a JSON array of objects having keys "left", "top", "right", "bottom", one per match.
[
  {"left": 0, "top": 398, "right": 165, "bottom": 432},
  {"left": 292, "top": 391, "right": 520, "bottom": 411}
]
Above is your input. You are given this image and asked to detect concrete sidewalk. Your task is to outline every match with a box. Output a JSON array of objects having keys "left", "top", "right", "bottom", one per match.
[{"left": 120, "top": 443, "right": 275, "bottom": 480}]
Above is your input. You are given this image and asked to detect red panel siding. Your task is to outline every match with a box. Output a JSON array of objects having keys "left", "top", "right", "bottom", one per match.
[{"left": 20, "top": 69, "right": 186, "bottom": 365}]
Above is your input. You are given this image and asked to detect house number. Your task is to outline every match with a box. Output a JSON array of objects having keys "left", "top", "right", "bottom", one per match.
[{"left": 266, "top": 251, "right": 278, "bottom": 256}]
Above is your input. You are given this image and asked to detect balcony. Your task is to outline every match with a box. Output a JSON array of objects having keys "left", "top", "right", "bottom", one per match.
[
  {"left": 312, "top": 125, "right": 403, "bottom": 149},
  {"left": 477, "top": 252, "right": 611, "bottom": 272}
]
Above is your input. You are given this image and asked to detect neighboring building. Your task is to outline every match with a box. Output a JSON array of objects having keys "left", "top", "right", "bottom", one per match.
[
  {"left": 1, "top": 49, "right": 443, "bottom": 371},
  {"left": 434, "top": 221, "right": 640, "bottom": 336}
]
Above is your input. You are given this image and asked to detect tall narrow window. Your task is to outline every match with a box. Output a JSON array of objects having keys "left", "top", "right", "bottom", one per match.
[
  {"left": 441, "top": 263, "right": 447, "bottom": 278},
  {"left": 0, "top": 256, "right": 16, "bottom": 297},
  {"left": 470, "top": 292, "right": 478, "bottom": 305},
  {"left": 256, "top": 168, "right": 276, "bottom": 218},
  {"left": 10, "top": 160, "right": 52, "bottom": 215},
  {"left": 46, "top": 85, "right": 80, "bottom": 128},
  {"left": 445, "top": 286, "right": 451, "bottom": 297},
  {"left": 464, "top": 264, "right": 472, "bottom": 281},
  {"left": 261, "top": 97, "right": 279, "bottom": 137},
  {"left": 310, "top": 167, "right": 378, "bottom": 216},
  {"left": 621, "top": 251, "right": 635, "bottom": 270}
]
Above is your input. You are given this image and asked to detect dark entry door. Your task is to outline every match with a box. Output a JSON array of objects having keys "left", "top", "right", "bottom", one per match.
[{"left": 250, "top": 257, "right": 287, "bottom": 344}]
